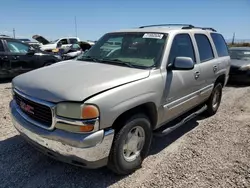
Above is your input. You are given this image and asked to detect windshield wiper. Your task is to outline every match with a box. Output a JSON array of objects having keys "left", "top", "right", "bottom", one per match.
[
  {"left": 99, "top": 58, "right": 134, "bottom": 68},
  {"left": 78, "top": 56, "right": 99, "bottom": 62}
]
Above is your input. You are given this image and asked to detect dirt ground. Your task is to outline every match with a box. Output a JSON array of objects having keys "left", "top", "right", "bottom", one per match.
[{"left": 0, "top": 81, "right": 249, "bottom": 188}]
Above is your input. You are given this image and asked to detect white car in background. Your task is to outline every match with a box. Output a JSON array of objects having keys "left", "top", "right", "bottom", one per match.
[{"left": 32, "top": 35, "right": 80, "bottom": 52}]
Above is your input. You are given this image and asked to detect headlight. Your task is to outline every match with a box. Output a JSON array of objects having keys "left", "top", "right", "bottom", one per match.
[
  {"left": 239, "top": 64, "right": 250, "bottom": 71},
  {"left": 55, "top": 103, "right": 100, "bottom": 133}
]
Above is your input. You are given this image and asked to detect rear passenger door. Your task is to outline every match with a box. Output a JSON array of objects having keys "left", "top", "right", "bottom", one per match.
[{"left": 193, "top": 33, "right": 218, "bottom": 101}]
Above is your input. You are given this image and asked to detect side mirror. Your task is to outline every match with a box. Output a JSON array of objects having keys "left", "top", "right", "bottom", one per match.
[
  {"left": 27, "top": 49, "right": 35, "bottom": 55},
  {"left": 171, "top": 57, "right": 194, "bottom": 70}
]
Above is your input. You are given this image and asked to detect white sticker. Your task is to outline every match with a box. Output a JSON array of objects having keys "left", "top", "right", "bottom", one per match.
[
  {"left": 244, "top": 52, "right": 250, "bottom": 54},
  {"left": 143, "top": 33, "right": 163, "bottom": 39}
]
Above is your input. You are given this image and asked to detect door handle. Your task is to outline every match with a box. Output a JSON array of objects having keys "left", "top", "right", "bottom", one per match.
[
  {"left": 194, "top": 71, "right": 200, "bottom": 79},
  {"left": 213, "top": 65, "right": 218, "bottom": 72}
]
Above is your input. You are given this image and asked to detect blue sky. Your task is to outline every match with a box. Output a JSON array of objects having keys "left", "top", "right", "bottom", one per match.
[{"left": 1, "top": 0, "right": 250, "bottom": 41}]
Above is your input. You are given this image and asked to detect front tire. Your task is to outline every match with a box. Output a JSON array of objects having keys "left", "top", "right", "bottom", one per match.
[
  {"left": 108, "top": 114, "right": 152, "bottom": 175},
  {"left": 205, "top": 83, "right": 222, "bottom": 116}
]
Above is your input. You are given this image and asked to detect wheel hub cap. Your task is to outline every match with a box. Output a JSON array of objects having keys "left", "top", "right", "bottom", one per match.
[
  {"left": 212, "top": 90, "right": 220, "bottom": 109},
  {"left": 123, "top": 126, "right": 145, "bottom": 162}
]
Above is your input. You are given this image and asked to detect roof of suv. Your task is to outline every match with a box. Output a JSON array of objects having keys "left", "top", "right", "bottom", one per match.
[{"left": 112, "top": 24, "right": 218, "bottom": 34}]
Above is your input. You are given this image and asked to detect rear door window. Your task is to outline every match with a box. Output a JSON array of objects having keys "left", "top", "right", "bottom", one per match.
[
  {"left": 195, "top": 34, "right": 214, "bottom": 62},
  {"left": 210, "top": 33, "right": 229, "bottom": 57}
]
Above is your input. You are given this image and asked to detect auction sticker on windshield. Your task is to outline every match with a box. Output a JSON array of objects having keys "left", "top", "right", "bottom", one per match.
[{"left": 143, "top": 33, "right": 163, "bottom": 39}]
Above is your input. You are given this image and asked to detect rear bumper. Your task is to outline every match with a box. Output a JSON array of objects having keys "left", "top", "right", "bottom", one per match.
[{"left": 10, "top": 100, "right": 114, "bottom": 168}]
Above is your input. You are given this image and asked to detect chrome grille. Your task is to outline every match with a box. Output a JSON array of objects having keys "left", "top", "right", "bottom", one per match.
[{"left": 14, "top": 92, "right": 52, "bottom": 127}]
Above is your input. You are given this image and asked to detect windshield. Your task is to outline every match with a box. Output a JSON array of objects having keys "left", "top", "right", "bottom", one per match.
[
  {"left": 49, "top": 39, "right": 59, "bottom": 44},
  {"left": 229, "top": 49, "right": 250, "bottom": 60},
  {"left": 77, "top": 32, "right": 166, "bottom": 68}
]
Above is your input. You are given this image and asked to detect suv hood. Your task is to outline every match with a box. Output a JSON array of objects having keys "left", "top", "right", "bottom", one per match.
[{"left": 13, "top": 60, "right": 150, "bottom": 103}]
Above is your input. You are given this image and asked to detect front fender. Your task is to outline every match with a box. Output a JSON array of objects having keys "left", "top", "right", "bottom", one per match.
[{"left": 84, "top": 70, "right": 164, "bottom": 129}]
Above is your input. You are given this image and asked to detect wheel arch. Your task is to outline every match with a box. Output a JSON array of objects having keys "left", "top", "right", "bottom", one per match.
[
  {"left": 112, "top": 102, "right": 158, "bottom": 131},
  {"left": 215, "top": 74, "right": 226, "bottom": 87}
]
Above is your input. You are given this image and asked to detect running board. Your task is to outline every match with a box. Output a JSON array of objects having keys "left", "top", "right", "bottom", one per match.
[{"left": 154, "top": 105, "right": 207, "bottom": 137}]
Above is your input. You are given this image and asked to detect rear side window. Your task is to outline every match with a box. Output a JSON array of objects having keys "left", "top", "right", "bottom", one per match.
[
  {"left": 211, "top": 33, "right": 229, "bottom": 57},
  {"left": 168, "top": 34, "right": 196, "bottom": 64},
  {"left": 0, "top": 41, "right": 4, "bottom": 52},
  {"left": 195, "top": 34, "right": 214, "bottom": 62},
  {"left": 69, "top": 38, "right": 78, "bottom": 44}
]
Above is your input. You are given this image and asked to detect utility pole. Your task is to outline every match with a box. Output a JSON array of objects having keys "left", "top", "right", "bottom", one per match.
[
  {"left": 74, "top": 16, "right": 78, "bottom": 37},
  {"left": 13, "top": 28, "right": 16, "bottom": 38},
  {"left": 232, "top": 32, "right": 235, "bottom": 45}
]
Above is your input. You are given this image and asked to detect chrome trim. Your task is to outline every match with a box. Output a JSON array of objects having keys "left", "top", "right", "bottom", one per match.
[
  {"left": 14, "top": 88, "right": 55, "bottom": 108},
  {"left": 56, "top": 116, "right": 100, "bottom": 132},
  {"left": 13, "top": 88, "right": 99, "bottom": 132},
  {"left": 14, "top": 89, "right": 56, "bottom": 130},
  {"left": 164, "top": 84, "right": 214, "bottom": 109}
]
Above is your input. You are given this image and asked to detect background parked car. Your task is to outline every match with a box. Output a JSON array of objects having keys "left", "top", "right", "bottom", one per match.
[
  {"left": 17, "top": 38, "right": 41, "bottom": 49},
  {"left": 229, "top": 47, "right": 250, "bottom": 83},
  {"left": 32, "top": 35, "right": 80, "bottom": 52},
  {"left": 0, "top": 36, "right": 62, "bottom": 79},
  {"left": 60, "top": 43, "right": 83, "bottom": 60}
]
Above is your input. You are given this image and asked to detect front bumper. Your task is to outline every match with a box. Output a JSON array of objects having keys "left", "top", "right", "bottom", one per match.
[{"left": 10, "top": 100, "right": 114, "bottom": 169}]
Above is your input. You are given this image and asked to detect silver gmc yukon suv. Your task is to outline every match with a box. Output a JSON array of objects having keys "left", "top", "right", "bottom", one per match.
[{"left": 10, "top": 24, "right": 231, "bottom": 175}]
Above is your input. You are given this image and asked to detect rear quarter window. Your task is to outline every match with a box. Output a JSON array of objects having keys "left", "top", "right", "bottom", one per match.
[{"left": 210, "top": 33, "right": 229, "bottom": 57}]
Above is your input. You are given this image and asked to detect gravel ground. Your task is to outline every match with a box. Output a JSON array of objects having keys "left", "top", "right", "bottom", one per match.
[{"left": 0, "top": 81, "right": 249, "bottom": 188}]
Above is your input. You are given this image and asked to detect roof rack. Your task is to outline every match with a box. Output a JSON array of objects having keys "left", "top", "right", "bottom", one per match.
[
  {"left": 138, "top": 24, "right": 217, "bottom": 32},
  {"left": 182, "top": 26, "right": 217, "bottom": 32},
  {"left": 139, "top": 24, "right": 194, "bottom": 28}
]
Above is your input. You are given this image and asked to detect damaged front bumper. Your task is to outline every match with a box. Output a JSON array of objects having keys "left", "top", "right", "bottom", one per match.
[{"left": 10, "top": 100, "right": 114, "bottom": 169}]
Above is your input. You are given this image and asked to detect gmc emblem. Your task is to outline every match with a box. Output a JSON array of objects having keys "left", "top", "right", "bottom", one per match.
[{"left": 20, "top": 101, "right": 34, "bottom": 114}]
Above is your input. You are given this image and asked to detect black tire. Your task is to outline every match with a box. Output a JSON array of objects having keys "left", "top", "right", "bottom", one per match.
[
  {"left": 205, "top": 83, "right": 222, "bottom": 116},
  {"left": 108, "top": 114, "right": 152, "bottom": 175},
  {"left": 44, "top": 63, "right": 52, "bottom": 66}
]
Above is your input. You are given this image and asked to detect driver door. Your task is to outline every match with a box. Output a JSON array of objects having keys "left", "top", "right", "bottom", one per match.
[
  {"left": 161, "top": 33, "right": 202, "bottom": 123},
  {"left": 5, "top": 39, "right": 36, "bottom": 72}
]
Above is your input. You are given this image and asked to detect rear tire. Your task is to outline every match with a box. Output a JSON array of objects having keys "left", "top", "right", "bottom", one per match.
[
  {"left": 108, "top": 114, "right": 152, "bottom": 175},
  {"left": 205, "top": 83, "right": 222, "bottom": 116}
]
